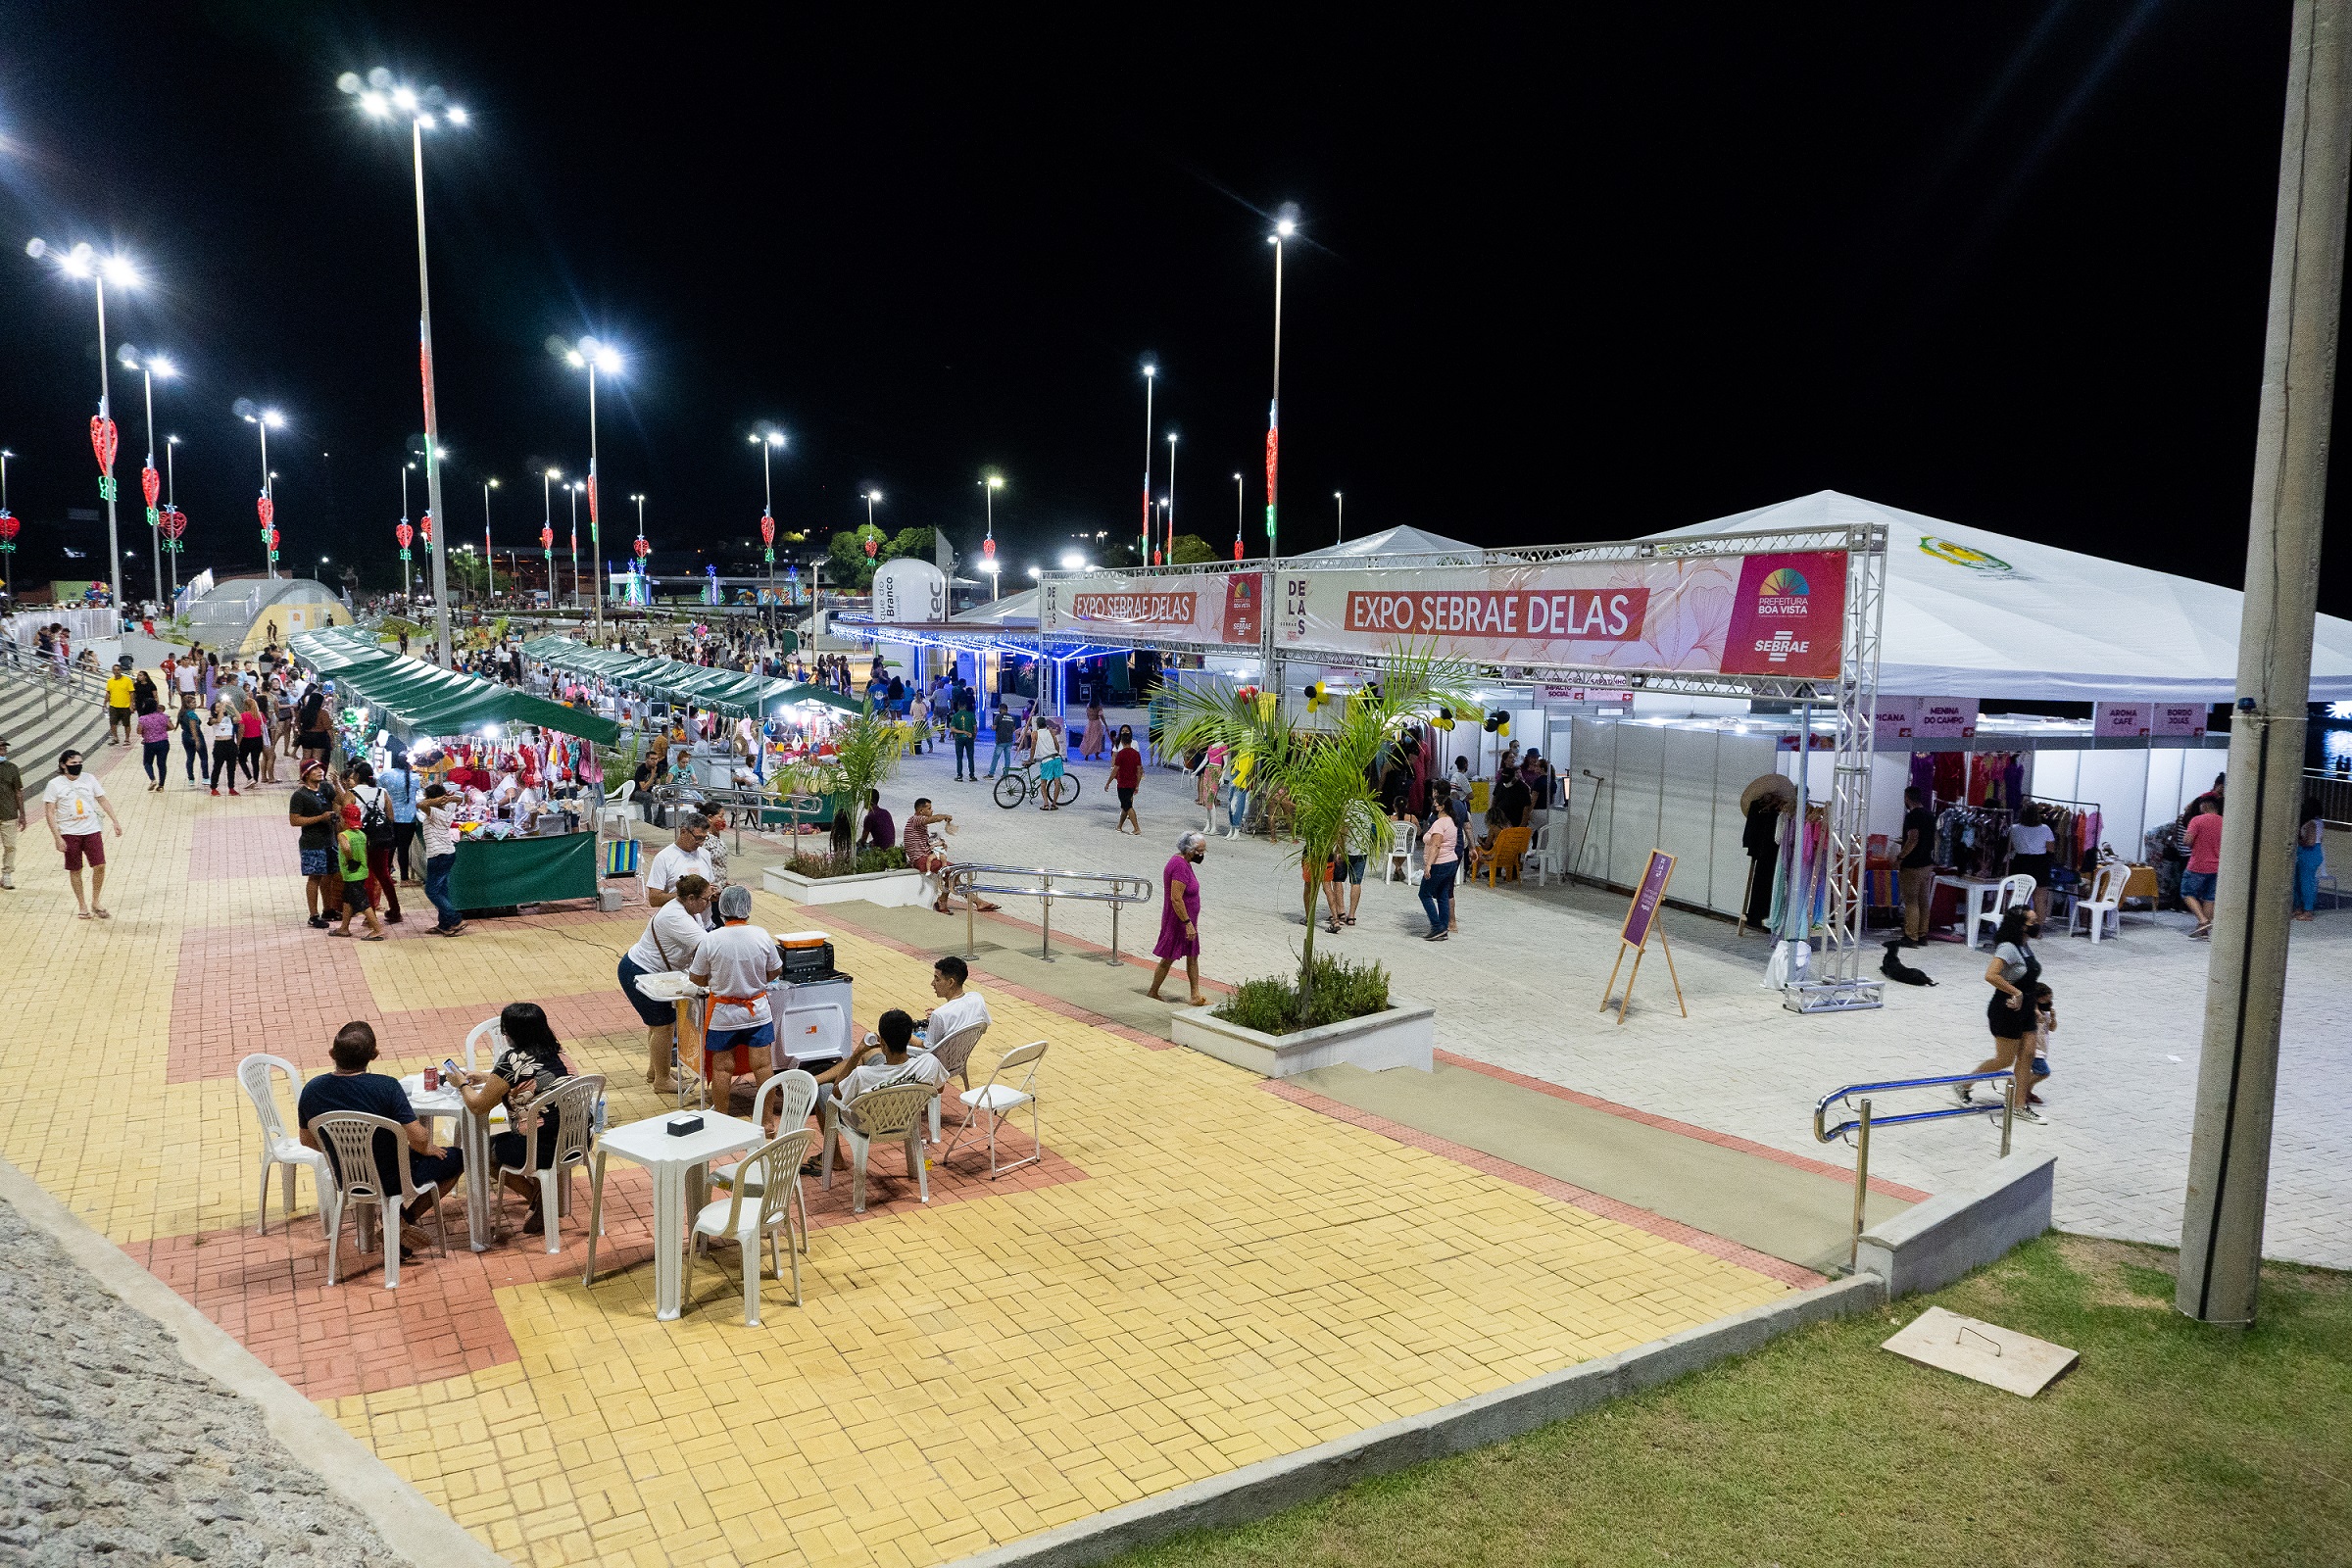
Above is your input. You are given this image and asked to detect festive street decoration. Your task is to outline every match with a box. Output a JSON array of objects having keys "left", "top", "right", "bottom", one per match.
[
  {"left": 631, "top": 535, "right": 650, "bottom": 561},
  {"left": 395, "top": 520, "right": 414, "bottom": 562},
  {"left": 420, "top": 512, "right": 433, "bottom": 550},
  {"left": 0, "top": 512, "right": 18, "bottom": 554},
  {"left": 539, "top": 524, "right": 554, "bottom": 551},
  {"left": 90, "top": 416, "right": 118, "bottom": 474},
  {"left": 257, "top": 494, "right": 274, "bottom": 530},
  {"left": 160, "top": 507, "right": 186, "bottom": 552},
  {"left": 141, "top": 464, "right": 161, "bottom": 511}
]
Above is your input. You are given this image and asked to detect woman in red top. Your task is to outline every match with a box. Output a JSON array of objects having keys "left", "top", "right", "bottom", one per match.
[
  {"left": 2180, "top": 795, "right": 2224, "bottom": 939},
  {"left": 1102, "top": 725, "right": 1144, "bottom": 835}
]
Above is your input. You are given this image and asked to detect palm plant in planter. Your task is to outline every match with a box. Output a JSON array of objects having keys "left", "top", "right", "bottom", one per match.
[
  {"left": 1164, "top": 645, "right": 1477, "bottom": 1020},
  {"left": 776, "top": 700, "right": 908, "bottom": 870}
]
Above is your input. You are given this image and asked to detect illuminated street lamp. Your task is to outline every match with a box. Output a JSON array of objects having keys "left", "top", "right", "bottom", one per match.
[
  {"left": 1333, "top": 489, "right": 1344, "bottom": 544},
  {"left": 1138, "top": 362, "right": 1155, "bottom": 566},
  {"left": 1264, "top": 208, "right": 1298, "bottom": 558},
  {"left": 116, "top": 345, "right": 176, "bottom": 606},
  {"left": 1232, "top": 471, "right": 1245, "bottom": 561},
  {"left": 341, "top": 66, "right": 470, "bottom": 664},
  {"left": 1163, "top": 431, "right": 1179, "bottom": 565},
  {"left": 561, "top": 335, "right": 623, "bottom": 640},
  {"left": 240, "top": 407, "right": 286, "bottom": 577},
  {"left": 750, "top": 428, "right": 784, "bottom": 595},
  {"left": 25, "top": 237, "right": 141, "bottom": 610},
  {"left": 481, "top": 475, "right": 499, "bottom": 599},
  {"left": 980, "top": 472, "right": 1004, "bottom": 600},
  {"left": 565, "top": 479, "right": 583, "bottom": 606},
  {"left": 0, "top": 447, "right": 16, "bottom": 602}
]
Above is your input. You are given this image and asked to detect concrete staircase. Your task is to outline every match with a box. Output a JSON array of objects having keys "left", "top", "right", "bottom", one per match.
[{"left": 0, "top": 656, "right": 118, "bottom": 797}]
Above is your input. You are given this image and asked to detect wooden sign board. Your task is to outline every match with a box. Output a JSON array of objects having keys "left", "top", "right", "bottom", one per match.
[
  {"left": 1882, "top": 1306, "right": 2079, "bottom": 1398},
  {"left": 1600, "top": 849, "right": 1687, "bottom": 1024}
]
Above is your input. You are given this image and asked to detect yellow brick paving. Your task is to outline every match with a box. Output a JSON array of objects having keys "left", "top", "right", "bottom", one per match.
[{"left": 0, "top": 751, "right": 1794, "bottom": 1567}]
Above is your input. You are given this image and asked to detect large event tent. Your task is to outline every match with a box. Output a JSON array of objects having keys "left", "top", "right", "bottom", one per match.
[
  {"left": 1648, "top": 490, "right": 2352, "bottom": 703},
  {"left": 289, "top": 630, "right": 619, "bottom": 744}
]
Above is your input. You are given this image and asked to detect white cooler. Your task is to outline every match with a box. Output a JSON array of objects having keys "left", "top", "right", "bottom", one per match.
[{"left": 766, "top": 975, "right": 853, "bottom": 1071}]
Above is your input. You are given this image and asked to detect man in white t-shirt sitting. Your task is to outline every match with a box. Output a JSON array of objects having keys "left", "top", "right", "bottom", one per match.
[
  {"left": 646, "top": 811, "right": 717, "bottom": 929},
  {"left": 688, "top": 885, "right": 781, "bottom": 1115},
  {"left": 917, "top": 955, "right": 989, "bottom": 1050},
  {"left": 810, "top": 1009, "right": 948, "bottom": 1161}
]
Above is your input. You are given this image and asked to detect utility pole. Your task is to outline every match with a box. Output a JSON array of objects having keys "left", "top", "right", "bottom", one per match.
[{"left": 2177, "top": 0, "right": 2352, "bottom": 1326}]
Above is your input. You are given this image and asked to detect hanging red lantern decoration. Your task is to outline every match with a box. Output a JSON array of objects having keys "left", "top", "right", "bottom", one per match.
[
  {"left": 632, "top": 536, "right": 650, "bottom": 560},
  {"left": 89, "top": 416, "right": 118, "bottom": 473},
  {"left": 160, "top": 508, "right": 186, "bottom": 541},
  {"left": 982, "top": 536, "right": 996, "bottom": 559},
  {"left": 257, "top": 493, "right": 274, "bottom": 529},
  {"left": 760, "top": 513, "right": 775, "bottom": 547},
  {"left": 539, "top": 525, "right": 554, "bottom": 552},
  {"left": 268, "top": 527, "right": 279, "bottom": 551},
  {"left": 862, "top": 531, "right": 879, "bottom": 559},
  {"left": 395, "top": 521, "right": 415, "bottom": 551},
  {"left": 585, "top": 476, "right": 599, "bottom": 526},
  {"left": 140, "top": 463, "right": 161, "bottom": 510}
]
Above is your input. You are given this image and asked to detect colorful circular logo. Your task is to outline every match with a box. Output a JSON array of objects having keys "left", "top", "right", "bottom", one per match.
[
  {"left": 1759, "top": 567, "right": 1811, "bottom": 596},
  {"left": 1920, "top": 536, "right": 2013, "bottom": 572}
]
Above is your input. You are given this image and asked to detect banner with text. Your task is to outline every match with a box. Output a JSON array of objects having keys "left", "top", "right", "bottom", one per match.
[
  {"left": 1273, "top": 551, "right": 1847, "bottom": 678},
  {"left": 1040, "top": 570, "right": 1265, "bottom": 647}
]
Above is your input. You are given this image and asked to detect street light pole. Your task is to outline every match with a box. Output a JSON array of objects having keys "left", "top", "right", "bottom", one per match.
[
  {"left": 2177, "top": 0, "right": 2352, "bottom": 1326},
  {"left": 481, "top": 475, "right": 498, "bottom": 600},
  {"left": 1334, "top": 489, "right": 1344, "bottom": 545},
  {"left": 564, "top": 337, "right": 620, "bottom": 643},
  {"left": 1165, "top": 431, "right": 1178, "bottom": 564},
  {"left": 399, "top": 460, "right": 415, "bottom": 600},
  {"left": 566, "top": 481, "right": 580, "bottom": 610},
  {"left": 122, "top": 349, "right": 175, "bottom": 608},
  {"left": 243, "top": 412, "right": 280, "bottom": 579},
  {"left": 411, "top": 114, "right": 453, "bottom": 662},
  {"left": 1139, "top": 364, "right": 1155, "bottom": 566},
  {"left": 24, "top": 241, "right": 141, "bottom": 612},
  {"left": 164, "top": 436, "right": 180, "bottom": 603},
  {"left": 1, "top": 447, "right": 14, "bottom": 603},
  {"left": 1266, "top": 214, "right": 1295, "bottom": 560},
  {"left": 982, "top": 473, "right": 1004, "bottom": 601},
  {"left": 1232, "top": 472, "right": 1245, "bottom": 562}
]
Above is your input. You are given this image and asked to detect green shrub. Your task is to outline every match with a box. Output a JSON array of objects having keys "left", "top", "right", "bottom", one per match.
[
  {"left": 1214, "top": 951, "right": 1392, "bottom": 1036},
  {"left": 786, "top": 847, "right": 908, "bottom": 880}
]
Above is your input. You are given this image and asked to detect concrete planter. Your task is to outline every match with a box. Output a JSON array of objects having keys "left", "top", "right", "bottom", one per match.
[
  {"left": 1171, "top": 1000, "right": 1434, "bottom": 1078},
  {"left": 761, "top": 864, "right": 931, "bottom": 908}
]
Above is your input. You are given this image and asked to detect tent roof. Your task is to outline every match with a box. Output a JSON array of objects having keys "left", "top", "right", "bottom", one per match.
[
  {"left": 952, "top": 588, "right": 1037, "bottom": 624},
  {"left": 1291, "top": 524, "right": 1479, "bottom": 561},
  {"left": 1645, "top": 490, "right": 2352, "bottom": 702},
  {"left": 297, "top": 634, "right": 619, "bottom": 744}
]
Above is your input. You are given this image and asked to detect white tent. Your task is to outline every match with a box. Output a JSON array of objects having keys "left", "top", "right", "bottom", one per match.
[
  {"left": 1291, "top": 524, "right": 1479, "bottom": 561},
  {"left": 1648, "top": 490, "right": 2352, "bottom": 702},
  {"left": 952, "top": 588, "right": 1038, "bottom": 625}
]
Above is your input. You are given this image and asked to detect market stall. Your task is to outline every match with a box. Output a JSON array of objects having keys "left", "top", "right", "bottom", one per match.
[{"left": 288, "top": 631, "right": 623, "bottom": 914}]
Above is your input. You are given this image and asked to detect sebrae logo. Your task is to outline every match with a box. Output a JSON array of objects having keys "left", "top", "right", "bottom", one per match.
[{"left": 1919, "top": 536, "right": 2013, "bottom": 572}]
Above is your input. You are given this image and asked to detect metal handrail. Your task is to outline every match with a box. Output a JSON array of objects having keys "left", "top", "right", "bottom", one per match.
[
  {"left": 1812, "top": 1069, "right": 2018, "bottom": 1273},
  {"left": 0, "top": 639, "right": 112, "bottom": 718},
  {"left": 646, "top": 781, "right": 828, "bottom": 852},
  {"left": 941, "top": 863, "right": 1153, "bottom": 964}
]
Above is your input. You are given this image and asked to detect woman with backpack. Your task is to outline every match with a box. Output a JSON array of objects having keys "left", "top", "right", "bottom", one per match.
[
  {"left": 1962, "top": 905, "right": 2048, "bottom": 1121},
  {"left": 346, "top": 761, "right": 404, "bottom": 924}
]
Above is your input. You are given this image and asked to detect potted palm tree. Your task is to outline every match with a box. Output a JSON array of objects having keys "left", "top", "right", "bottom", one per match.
[
  {"left": 1157, "top": 646, "right": 1476, "bottom": 1077},
  {"left": 760, "top": 701, "right": 925, "bottom": 906}
]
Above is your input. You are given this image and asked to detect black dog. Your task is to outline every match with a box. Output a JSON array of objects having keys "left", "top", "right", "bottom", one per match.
[{"left": 1882, "top": 938, "right": 1936, "bottom": 986}]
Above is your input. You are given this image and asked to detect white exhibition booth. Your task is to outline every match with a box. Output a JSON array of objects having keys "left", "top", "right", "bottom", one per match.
[{"left": 1563, "top": 491, "right": 2352, "bottom": 919}]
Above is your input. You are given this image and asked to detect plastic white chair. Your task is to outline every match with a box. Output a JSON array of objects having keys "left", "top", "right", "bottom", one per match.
[
  {"left": 820, "top": 1081, "right": 939, "bottom": 1213},
  {"left": 1525, "top": 821, "right": 1565, "bottom": 887},
  {"left": 1382, "top": 819, "right": 1420, "bottom": 885},
  {"left": 712, "top": 1071, "right": 818, "bottom": 1199},
  {"left": 1973, "top": 874, "right": 2037, "bottom": 948},
  {"left": 493, "top": 1075, "right": 605, "bottom": 1254},
  {"left": 943, "top": 1040, "right": 1047, "bottom": 1180},
  {"left": 312, "top": 1111, "right": 452, "bottom": 1289},
  {"left": 917, "top": 1019, "right": 990, "bottom": 1143},
  {"left": 236, "top": 1054, "right": 337, "bottom": 1241},
  {"left": 2068, "top": 861, "right": 2128, "bottom": 944},
  {"left": 690, "top": 1128, "right": 815, "bottom": 1325},
  {"left": 463, "top": 1017, "right": 506, "bottom": 1072}
]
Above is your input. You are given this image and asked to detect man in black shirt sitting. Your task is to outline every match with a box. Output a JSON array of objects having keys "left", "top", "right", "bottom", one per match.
[{"left": 299, "top": 1021, "right": 465, "bottom": 1256}]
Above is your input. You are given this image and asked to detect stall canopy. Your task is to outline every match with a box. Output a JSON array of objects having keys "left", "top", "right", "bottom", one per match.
[
  {"left": 1647, "top": 490, "right": 2352, "bottom": 703},
  {"left": 293, "top": 632, "right": 619, "bottom": 745},
  {"left": 523, "top": 634, "right": 855, "bottom": 718},
  {"left": 285, "top": 624, "right": 395, "bottom": 672},
  {"left": 1288, "top": 524, "right": 1479, "bottom": 562}
]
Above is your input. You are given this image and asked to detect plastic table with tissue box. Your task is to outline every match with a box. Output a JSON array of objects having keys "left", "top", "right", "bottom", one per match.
[{"left": 581, "top": 1108, "right": 766, "bottom": 1320}]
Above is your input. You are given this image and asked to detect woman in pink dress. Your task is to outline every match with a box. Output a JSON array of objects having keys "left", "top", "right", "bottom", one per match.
[
  {"left": 1148, "top": 831, "right": 1209, "bottom": 1005},
  {"left": 1081, "top": 701, "right": 1108, "bottom": 760}
]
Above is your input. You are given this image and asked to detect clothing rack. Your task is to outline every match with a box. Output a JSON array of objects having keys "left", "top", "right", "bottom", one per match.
[
  {"left": 2027, "top": 795, "right": 2104, "bottom": 876},
  {"left": 1934, "top": 804, "right": 2013, "bottom": 880}
]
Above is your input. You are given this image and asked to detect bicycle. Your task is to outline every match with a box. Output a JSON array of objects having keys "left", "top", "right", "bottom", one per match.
[{"left": 994, "top": 759, "right": 1079, "bottom": 809}]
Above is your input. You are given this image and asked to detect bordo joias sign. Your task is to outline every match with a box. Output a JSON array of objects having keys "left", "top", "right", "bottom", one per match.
[{"left": 1274, "top": 550, "right": 1846, "bottom": 678}]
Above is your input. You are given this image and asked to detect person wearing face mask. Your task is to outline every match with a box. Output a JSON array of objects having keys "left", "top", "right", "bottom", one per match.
[
  {"left": 1147, "top": 830, "right": 1209, "bottom": 1005},
  {"left": 43, "top": 749, "right": 123, "bottom": 919},
  {"left": 1963, "top": 905, "right": 2048, "bottom": 1121},
  {"left": 0, "top": 735, "right": 24, "bottom": 891},
  {"left": 622, "top": 872, "right": 714, "bottom": 1095}
]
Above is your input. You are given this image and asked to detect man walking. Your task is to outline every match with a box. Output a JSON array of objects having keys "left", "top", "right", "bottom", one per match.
[
  {"left": 289, "top": 760, "right": 342, "bottom": 929},
  {"left": 0, "top": 736, "right": 24, "bottom": 890},
  {"left": 104, "top": 664, "right": 135, "bottom": 747},
  {"left": 950, "top": 701, "right": 977, "bottom": 782},
  {"left": 985, "top": 700, "right": 1016, "bottom": 780},
  {"left": 43, "top": 749, "right": 122, "bottom": 919}
]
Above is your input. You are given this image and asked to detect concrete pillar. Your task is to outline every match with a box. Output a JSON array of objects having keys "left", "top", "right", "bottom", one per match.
[{"left": 2177, "top": 0, "right": 2351, "bottom": 1324}]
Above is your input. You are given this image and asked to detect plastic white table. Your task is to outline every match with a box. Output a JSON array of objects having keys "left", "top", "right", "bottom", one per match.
[
  {"left": 581, "top": 1110, "right": 764, "bottom": 1321},
  {"left": 402, "top": 1073, "right": 502, "bottom": 1252}
]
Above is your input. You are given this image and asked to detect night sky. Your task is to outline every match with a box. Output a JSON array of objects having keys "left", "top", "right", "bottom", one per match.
[{"left": 1, "top": 3, "right": 2346, "bottom": 614}]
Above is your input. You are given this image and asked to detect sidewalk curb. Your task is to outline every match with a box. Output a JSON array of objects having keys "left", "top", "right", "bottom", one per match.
[
  {"left": 950, "top": 1273, "right": 1886, "bottom": 1568},
  {"left": 0, "top": 1154, "right": 508, "bottom": 1568}
]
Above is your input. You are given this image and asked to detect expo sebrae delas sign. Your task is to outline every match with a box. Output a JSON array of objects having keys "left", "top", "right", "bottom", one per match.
[{"left": 1276, "top": 550, "right": 1845, "bottom": 678}]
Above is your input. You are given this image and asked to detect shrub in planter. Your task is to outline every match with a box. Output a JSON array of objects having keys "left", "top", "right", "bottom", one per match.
[
  {"left": 1213, "top": 951, "right": 1392, "bottom": 1036},
  {"left": 785, "top": 847, "right": 909, "bottom": 880}
]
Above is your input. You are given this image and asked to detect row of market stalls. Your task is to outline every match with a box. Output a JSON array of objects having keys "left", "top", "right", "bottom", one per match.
[
  {"left": 1003, "top": 491, "right": 2352, "bottom": 1013},
  {"left": 286, "top": 625, "right": 621, "bottom": 911},
  {"left": 518, "top": 635, "right": 863, "bottom": 723}
]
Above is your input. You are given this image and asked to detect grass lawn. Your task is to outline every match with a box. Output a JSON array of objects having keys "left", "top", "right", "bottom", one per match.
[{"left": 1112, "top": 1235, "right": 2352, "bottom": 1568}]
